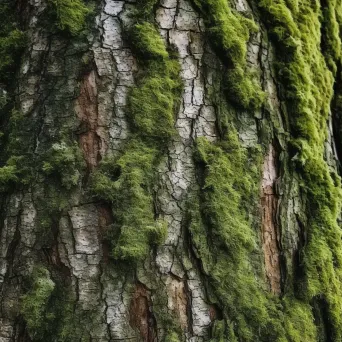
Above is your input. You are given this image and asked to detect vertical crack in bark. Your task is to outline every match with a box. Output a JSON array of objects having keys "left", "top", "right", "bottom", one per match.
[{"left": 261, "top": 143, "right": 282, "bottom": 294}]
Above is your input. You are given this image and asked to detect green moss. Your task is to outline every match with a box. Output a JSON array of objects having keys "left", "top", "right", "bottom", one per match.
[
  {"left": 127, "top": 24, "right": 182, "bottom": 140},
  {"left": 151, "top": 285, "right": 184, "bottom": 342},
  {"left": 0, "top": 165, "right": 18, "bottom": 190},
  {"left": 21, "top": 269, "right": 97, "bottom": 341},
  {"left": 194, "top": 133, "right": 257, "bottom": 260},
  {"left": 209, "top": 320, "right": 238, "bottom": 342},
  {"left": 0, "top": 2, "right": 25, "bottom": 83},
  {"left": 258, "top": 0, "right": 342, "bottom": 338},
  {"left": 0, "top": 29, "right": 25, "bottom": 80},
  {"left": 42, "top": 141, "right": 85, "bottom": 190},
  {"left": 91, "top": 18, "right": 181, "bottom": 262},
  {"left": 0, "top": 109, "right": 36, "bottom": 190},
  {"left": 129, "top": 22, "right": 168, "bottom": 59},
  {"left": 49, "top": 0, "right": 91, "bottom": 35},
  {"left": 319, "top": 0, "right": 342, "bottom": 73},
  {"left": 92, "top": 139, "right": 167, "bottom": 261},
  {"left": 134, "top": 0, "right": 159, "bottom": 20},
  {"left": 283, "top": 298, "right": 317, "bottom": 342},
  {"left": 164, "top": 331, "right": 181, "bottom": 342},
  {"left": 192, "top": 0, "right": 265, "bottom": 110},
  {"left": 128, "top": 59, "right": 182, "bottom": 140},
  {"left": 21, "top": 266, "right": 55, "bottom": 339},
  {"left": 190, "top": 131, "right": 278, "bottom": 341},
  {"left": 189, "top": 122, "right": 320, "bottom": 340}
]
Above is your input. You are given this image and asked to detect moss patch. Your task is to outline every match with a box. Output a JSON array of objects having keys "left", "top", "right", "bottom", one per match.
[
  {"left": 21, "top": 266, "right": 99, "bottom": 341},
  {"left": 192, "top": 0, "right": 265, "bottom": 110},
  {"left": 92, "top": 139, "right": 167, "bottom": 261},
  {"left": 258, "top": 0, "right": 342, "bottom": 338},
  {"left": 48, "top": 0, "right": 91, "bottom": 35},
  {"left": 92, "top": 20, "right": 182, "bottom": 262},
  {"left": 190, "top": 131, "right": 281, "bottom": 341},
  {"left": 21, "top": 266, "right": 55, "bottom": 339},
  {"left": 0, "top": 1, "right": 25, "bottom": 83},
  {"left": 127, "top": 23, "right": 182, "bottom": 141},
  {"left": 42, "top": 141, "right": 84, "bottom": 190}
]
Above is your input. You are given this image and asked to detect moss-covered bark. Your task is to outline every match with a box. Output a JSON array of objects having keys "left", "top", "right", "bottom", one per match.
[{"left": 1, "top": 0, "right": 342, "bottom": 341}]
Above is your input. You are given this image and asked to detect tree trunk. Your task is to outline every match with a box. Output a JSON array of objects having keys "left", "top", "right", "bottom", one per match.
[{"left": 1, "top": 0, "right": 342, "bottom": 341}]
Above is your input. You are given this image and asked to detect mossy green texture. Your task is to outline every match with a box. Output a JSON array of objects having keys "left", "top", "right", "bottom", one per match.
[
  {"left": 191, "top": 133, "right": 276, "bottom": 340},
  {"left": 0, "top": 2, "right": 25, "bottom": 82},
  {"left": 283, "top": 298, "right": 318, "bottom": 342},
  {"left": 0, "top": 165, "right": 18, "bottom": 190},
  {"left": 21, "top": 267, "right": 97, "bottom": 341},
  {"left": 92, "top": 139, "right": 167, "bottom": 261},
  {"left": 164, "top": 331, "right": 181, "bottom": 342},
  {"left": 42, "top": 141, "right": 84, "bottom": 190},
  {"left": 21, "top": 266, "right": 55, "bottom": 339},
  {"left": 128, "top": 23, "right": 182, "bottom": 140},
  {"left": 192, "top": 0, "right": 265, "bottom": 110},
  {"left": 0, "top": 109, "right": 35, "bottom": 191},
  {"left": 49, "top": 0, "right": 90, "bottom": 35},
  {"left": 129, "top": 22, "right": 168, "bottom": 59},
  {"left": 0, "top": 110, "right": 85, "bottom": 193},
  {"left": 92, "top": 22, "right": 181, "bottom": 262},
  {"left": 258, "top": 0, "right": 342, "bottom": 338},
  {"left": 134, "top": 0, "right": 159, "bottom": 19},
  {"left": 191, "top": 130, "right": 319, "bottom": 340},
  {"left": 209, "top": 320, "right": 238, "bottom": 342},
  {"left": 128, "top": 60, "right": 181, "bottom": 140}
]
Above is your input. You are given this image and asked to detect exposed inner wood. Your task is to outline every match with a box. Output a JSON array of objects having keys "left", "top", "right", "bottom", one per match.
[{"left": 261, "top": 144, "right": 281, "bottom": 295}]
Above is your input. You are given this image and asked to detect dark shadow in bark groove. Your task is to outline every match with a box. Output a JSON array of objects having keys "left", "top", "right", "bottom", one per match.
[
  {"left": 331, "top": 61, "right": 342, "bottom": 174},
  {"left": 293, "top": 215, "right": 306, "bottom": 296},
  {"left": 311, "top": 295, "right": 334, "bottom": 342}
]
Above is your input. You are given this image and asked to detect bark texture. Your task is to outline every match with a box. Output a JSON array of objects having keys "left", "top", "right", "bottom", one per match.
[{"left": 0, "top": 0, "right": 342, "bottom": 341}]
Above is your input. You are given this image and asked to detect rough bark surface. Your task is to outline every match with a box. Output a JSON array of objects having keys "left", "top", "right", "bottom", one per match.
[{"left": 1, "top": 0, "right": 342, "bottom": 341}]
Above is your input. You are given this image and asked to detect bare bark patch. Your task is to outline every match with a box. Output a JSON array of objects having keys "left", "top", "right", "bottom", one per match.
[
  {"left": 261, "top": 144, "right": 281, "bottom": 295},
  {"left": 129, "top": 283, "right": 157, "bottom": 342},
  {"left": 166, "top": 276, "right": 188, "bottom": 329},
  {"left": 97, "top": 205, "right": 113, "bottom": 263},
  {"left": 75, "top": 70, "right": 101, "bottom": 170}
]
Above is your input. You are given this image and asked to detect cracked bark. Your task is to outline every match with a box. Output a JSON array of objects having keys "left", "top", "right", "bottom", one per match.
[{"left": 0, "top": 0, "right": 341, "bottom": 341}]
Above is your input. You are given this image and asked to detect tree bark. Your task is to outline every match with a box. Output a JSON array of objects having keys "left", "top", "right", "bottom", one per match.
[{"left": 0, "top": 0, "right": 342, "bottom": 341}]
